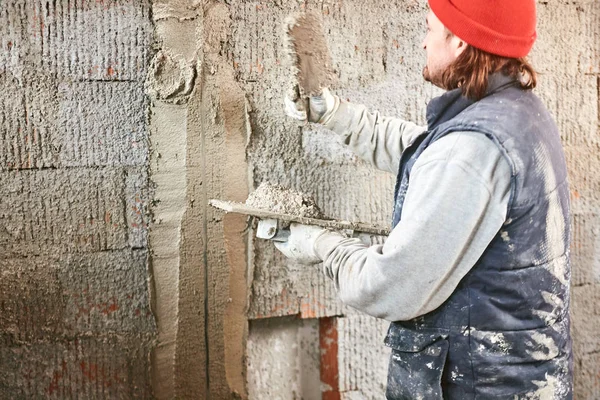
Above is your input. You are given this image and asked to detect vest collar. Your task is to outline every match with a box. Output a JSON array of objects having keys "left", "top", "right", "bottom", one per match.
[{"left": 426, "top": 73, "right": 518, "bottom": 130}]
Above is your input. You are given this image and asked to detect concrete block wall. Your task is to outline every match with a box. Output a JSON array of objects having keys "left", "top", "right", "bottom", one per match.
[{"left": 0, "top": 1, "right": 156, "bottom": 398}]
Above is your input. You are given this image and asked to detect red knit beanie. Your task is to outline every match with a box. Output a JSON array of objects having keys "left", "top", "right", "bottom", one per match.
[{"left": 428, "top": 0, "right": 537, "bottom": 58}]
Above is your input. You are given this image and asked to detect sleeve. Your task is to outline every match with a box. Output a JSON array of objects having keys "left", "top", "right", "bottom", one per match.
[
  {"left": 323, "top": 99, "right": 426, "bottom": 174},
  {"left": 313, "top": 131, "right": 512, "bottom": 321}
]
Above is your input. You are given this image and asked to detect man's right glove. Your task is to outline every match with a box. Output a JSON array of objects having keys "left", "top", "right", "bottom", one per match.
[
  {"left": 284, "top": 87, "right": 338, "bottom": 124},
  {"left": 274, "top": 223, "right": 346, "bottom": 265}
]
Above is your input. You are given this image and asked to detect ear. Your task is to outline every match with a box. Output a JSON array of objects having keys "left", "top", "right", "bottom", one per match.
[{"left": 452, "top": 36, "right": 468, "bottom": 58}]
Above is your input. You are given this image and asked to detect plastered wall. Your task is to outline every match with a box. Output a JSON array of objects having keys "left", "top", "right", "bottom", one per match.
[{"left": 0, "top": 0, "right": 599, "bottom": 399}]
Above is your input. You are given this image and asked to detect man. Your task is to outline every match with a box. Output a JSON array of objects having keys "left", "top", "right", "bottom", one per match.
[{"left": 278, "top": 0, "right": 572, "bottom": 399}]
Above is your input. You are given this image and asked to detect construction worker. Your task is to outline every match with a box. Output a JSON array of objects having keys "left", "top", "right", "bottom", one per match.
[{"left": 279, "top": 0, "right": 573, "bottom": 398}]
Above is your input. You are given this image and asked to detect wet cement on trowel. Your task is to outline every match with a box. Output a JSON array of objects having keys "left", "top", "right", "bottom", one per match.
[
  {"left": 283, "top": 12, "right": 337, "bottom": 97},
  {"left": 245, "top": 182, "right": 323, "bottom": 219}
]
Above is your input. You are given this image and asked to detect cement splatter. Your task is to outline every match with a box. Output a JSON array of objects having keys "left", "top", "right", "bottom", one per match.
[
  {"left": 245, "top": 182, "right": 323, "bottom": 218},
  {"left": 527, "top": 374, "right": 565, "bottom": 400},
  {"left": 487, "top": 332, "right": 511, "bottom": 354},
  {"left": 146, "top": 50, "right": 196, "bottom": 104},
  {"left": 527, "top": 331, "right": 559, "bottom": 361},
  {"left": 532, "top": 291, "right": 563, "bottom": 324}
]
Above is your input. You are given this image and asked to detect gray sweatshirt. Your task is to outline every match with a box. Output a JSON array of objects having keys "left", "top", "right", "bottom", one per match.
[{"left": 314, "top": 99, "right": 512, "bottom": 321}]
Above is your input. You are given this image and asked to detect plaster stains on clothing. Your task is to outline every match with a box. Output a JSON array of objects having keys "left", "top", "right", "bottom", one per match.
[
  {"left": 487, "top": 332, "right": 511, "bottom": 354},
  {"left": 532, "top": 290, "right": 565, "bottom": 325},
  {"left": 527, "top": 331, "right": 560, "bottom": 361},
  {"left": 524, "top": 373, "right": 571, "bottom": 400}
]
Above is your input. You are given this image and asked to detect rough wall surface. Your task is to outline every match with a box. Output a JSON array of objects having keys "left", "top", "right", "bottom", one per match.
[
  {"left": 0, "top": 0, "right": 156, "bottom": 398},
  {"left": 1, "top": 0, "right": 598, "bottom": 399},
  {"left": 247, "top": 317, "right": 321, "bottom": 400}
]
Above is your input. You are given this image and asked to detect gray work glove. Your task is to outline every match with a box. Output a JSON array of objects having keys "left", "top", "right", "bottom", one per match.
[
  {"left": 274, "top": 223, "right": 344, "bottom": 265},
  {"left": 284, "top": 87, "right": 338, "bottom": 124}
]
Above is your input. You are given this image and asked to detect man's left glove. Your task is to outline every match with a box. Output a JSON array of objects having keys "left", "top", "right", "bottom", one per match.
[{"left": 274, "top": 223, "right": 343, "bottom": 265}]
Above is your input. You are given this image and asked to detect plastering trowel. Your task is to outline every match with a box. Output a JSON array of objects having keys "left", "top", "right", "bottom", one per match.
[
  {"left": 209, "top": 199, "right": 389, "bottom": 242},
  {"left": 283, "top": 11, "right": 337, "bottom": 113},
  {"left": 210, "top": 15, "right": 381, "bottom": 242}
]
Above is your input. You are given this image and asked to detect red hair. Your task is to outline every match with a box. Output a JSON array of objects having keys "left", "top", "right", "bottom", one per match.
[{"left": 441, "top": 45, "right": 537, "bottom": 100}]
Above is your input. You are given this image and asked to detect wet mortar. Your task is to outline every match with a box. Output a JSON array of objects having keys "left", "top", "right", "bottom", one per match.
[{"left": 245, "top": 182, "right": 323, "bottom": 219}]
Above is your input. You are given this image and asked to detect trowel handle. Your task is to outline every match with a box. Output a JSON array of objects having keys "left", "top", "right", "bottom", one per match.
[
  {"left": 302, "top": 96, "right": 310, "bottom": 121},
  {"left": 272, "top": 228, "right": 290, "bottom": 242},
  {"left": 256, "top": 218, "right": 290, "bottom": 242}
]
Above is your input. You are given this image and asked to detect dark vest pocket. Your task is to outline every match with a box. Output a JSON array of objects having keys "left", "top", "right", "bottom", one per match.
[{"left": 384, "top": 328, "right": 449, "bottom": 400}]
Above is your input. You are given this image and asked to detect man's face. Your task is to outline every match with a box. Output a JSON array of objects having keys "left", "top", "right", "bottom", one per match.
[{"left": 422, "top": 11, "right": 464, "bottom": 87}]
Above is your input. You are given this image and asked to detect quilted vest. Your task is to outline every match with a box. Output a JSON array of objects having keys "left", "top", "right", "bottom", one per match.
[{"left": 385, "top": 74, "right": 573, "bottom": 399}]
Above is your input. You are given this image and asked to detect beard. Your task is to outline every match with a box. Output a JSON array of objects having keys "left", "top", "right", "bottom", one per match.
[
  {"left": 422, "top": 65, "right": 445, "bottom": 88},
  {"left": 422, "top": 65, "right": 431, "bottom": 82}
]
